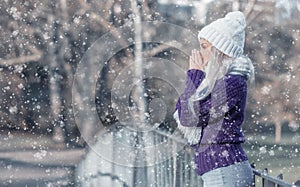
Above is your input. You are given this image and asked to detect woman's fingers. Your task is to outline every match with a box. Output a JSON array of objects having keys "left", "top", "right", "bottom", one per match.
[
  {"left": 198, "top": 51, "right": 206, "bottom": 67},
  {"left": 193, "top": 50, "right": 202, "bottom": 66},
  {"left": 189, "top": 49, "right": 207, "bottom": 70},
  {"left": 189, "top": 55, "right": 193, "bottom": 66},
  {"left": 192, "top": 50, "right": 196, "bottom": 62},
  {"left": 195, "top": 50, "right": 202, "bottom": 67},
  {"left": 195, "top": 50, "right": 201, "bottom": 62},
  {"left": 191, "top": 50, "right": 196, "bottom": 63},
  {"left": 189, "top": 52, "right": 199, "bottom": 69}
]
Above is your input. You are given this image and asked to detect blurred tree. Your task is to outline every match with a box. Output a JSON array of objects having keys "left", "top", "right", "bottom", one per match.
[
  {"left": 205, "top": 0, "right": 300, "bottom": 142},
  {"left": 245, "top": 1, "right": 300, "bottom": 143},
  {"left": 0, "top": 0, "right": 299, "bottom": 145},
  {"left": 0, "top": 0, "right": 171, "bottom": 146}
]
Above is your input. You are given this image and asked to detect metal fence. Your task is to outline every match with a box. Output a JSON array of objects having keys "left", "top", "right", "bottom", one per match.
[
  {"left": 252, "top": 167, "right": 299, "bottom": 187},
  {"left": 76, "top": 125, "right": 299, "bottom": 187},
  {"left": 76, "top": 126, "right": 202, "bottom": 187}
]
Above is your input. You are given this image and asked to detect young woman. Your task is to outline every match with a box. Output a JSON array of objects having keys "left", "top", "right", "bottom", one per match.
[{"left": 174, "top": 11, "right": 255, "bottom": 187}]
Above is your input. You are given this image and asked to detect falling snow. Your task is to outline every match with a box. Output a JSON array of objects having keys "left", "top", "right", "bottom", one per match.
[{"left": 0, "top": 0, "right": 299, "bottom": 186}]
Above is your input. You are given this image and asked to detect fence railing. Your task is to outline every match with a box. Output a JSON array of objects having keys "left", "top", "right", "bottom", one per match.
[
  {"left": 76, "top": 125, "right": 299, "bottom": 187},
  {"left": 252, "top": 167, "right": 299, "bottom": 187},
  {"left": 76, "top": 126, "right": 202, "bottom": 187}
]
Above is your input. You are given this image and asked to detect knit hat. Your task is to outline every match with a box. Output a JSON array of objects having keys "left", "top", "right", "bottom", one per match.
[{"left": 198, "top": 11, "right": 246, "bottom": 58}]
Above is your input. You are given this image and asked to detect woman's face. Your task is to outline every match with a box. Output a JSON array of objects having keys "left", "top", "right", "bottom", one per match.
[{"left": 199, "top": 38, "right": 212, "bottom": 64}]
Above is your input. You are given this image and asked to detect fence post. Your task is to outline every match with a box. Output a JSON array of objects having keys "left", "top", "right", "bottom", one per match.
[
  {"left": 262, "top": 168, "right": 267, "bottom": 187},
  {"left": 294, "top": 180, "right": 300, "bottom": 186},
  {"left": 251, "top": 163, "right": 256, "bottom": 187},
  {"left": 277, "top": 174, "right": 283, "bottom": 187},
  {"left": 263, "top": 168, "right": 277, "bottom": 187}
]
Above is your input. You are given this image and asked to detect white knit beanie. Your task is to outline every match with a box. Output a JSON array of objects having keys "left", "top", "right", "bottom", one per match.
[{"left": 198, "top": 11, "right": 246, "bottom": 58}]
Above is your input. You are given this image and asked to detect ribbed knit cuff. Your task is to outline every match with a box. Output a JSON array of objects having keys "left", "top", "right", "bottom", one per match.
[{"left": 194, "top": 143, "right": 248, "bottom": 176}]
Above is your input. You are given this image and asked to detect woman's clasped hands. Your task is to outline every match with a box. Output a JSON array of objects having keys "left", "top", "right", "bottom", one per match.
[{"left": 189, "top": 49, "right": 208, "bottom": 71}]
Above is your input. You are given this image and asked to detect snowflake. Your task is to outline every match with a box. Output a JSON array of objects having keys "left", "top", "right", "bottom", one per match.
[{"left": 221, "top": 150, "right": 229, "bottom": 157}]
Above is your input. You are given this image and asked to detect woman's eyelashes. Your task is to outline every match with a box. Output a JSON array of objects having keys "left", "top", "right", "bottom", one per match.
[{"left": 200, "top": 43, "right": 209, "bottom": 49}]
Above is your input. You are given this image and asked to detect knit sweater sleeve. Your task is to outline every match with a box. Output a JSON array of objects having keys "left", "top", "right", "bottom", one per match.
[
  {"left": 175, "top": 69, "right": 205, "bottom": 111},
  {"left": 177, "top": 75, "right": 247, "bottom": 127},
  {"left": 183, "top": 69, "right": 205, "bottom": 97}
]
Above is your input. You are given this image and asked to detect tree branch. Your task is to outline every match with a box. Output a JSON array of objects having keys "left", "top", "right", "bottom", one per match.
[
  {"left": 244, "top": 0, "right": 256, "bottom": 19},
  {"left": 0, "top": 46, "right": 42, "bottom": 65}
]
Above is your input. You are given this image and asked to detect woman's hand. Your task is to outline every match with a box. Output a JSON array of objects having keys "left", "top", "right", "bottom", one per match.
[{"left": 189, "top": 49, "right": 208, "bottom": 71}]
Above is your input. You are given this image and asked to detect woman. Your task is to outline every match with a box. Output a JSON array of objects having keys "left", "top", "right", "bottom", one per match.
[{"left": 174, "top": 11, "right": 255, "bottom": 187}]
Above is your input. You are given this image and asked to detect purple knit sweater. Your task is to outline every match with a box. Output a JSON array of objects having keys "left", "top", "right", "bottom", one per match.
[{"left": 176, "top": 69, "right": 248, "bottom": 176}]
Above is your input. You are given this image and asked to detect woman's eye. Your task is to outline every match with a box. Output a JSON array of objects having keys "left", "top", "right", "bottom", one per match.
[{"left": 201, "top": 43, "right": 210, "bottom": 49}]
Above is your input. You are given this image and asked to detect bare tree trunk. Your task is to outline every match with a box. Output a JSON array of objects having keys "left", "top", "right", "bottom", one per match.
[
  {"left": 244, "top": 0, "right": 256, "bottom": 19},
  {"left": 131, "top": 0, "right": 147, "bottom": 124},
  {"left": 57, "top": 0, "right": 79, "bottom": 145},
  {"left": 275, "top": 121, "right": 282, "bottom": 143},
  {"left": 131, "top": 0, "right": 148, "bottom": 186},
  {"left": 48, "top": 1, "right": 65, "bottom": 144}
]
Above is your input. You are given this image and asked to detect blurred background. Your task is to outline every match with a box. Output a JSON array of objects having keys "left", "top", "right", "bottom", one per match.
[{"left": 0, "top": 0, "right": 299, "bottom": 186}]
